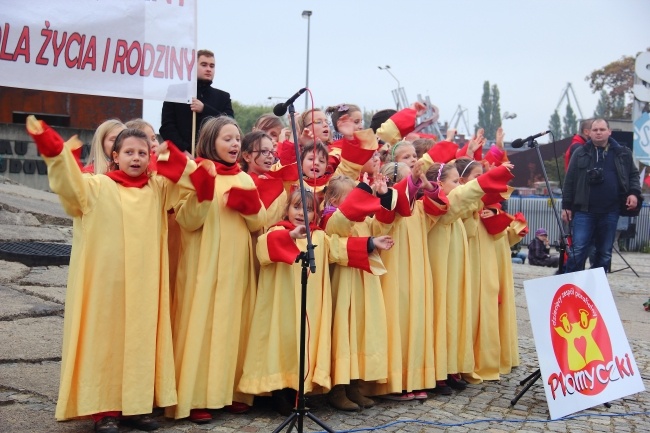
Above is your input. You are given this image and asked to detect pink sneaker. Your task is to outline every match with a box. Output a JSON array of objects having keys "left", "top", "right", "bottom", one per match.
[
  {"left": 412, "top": 391, "right": 428, "bottom": 400},
  {"left": 381, "top": 392, "right": 414, "bottom": 401}
]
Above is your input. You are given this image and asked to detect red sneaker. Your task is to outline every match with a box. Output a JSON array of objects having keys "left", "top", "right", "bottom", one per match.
[
  {"left": 189, "top": 409, "right": 212, "bottom": 424},
  {"left": 224, "top": 402, "right": 251, "bottom": 414}
]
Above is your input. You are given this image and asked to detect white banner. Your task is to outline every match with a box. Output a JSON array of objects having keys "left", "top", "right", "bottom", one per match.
[
  {"left": 0, "top": 0, "right": 196, "bottom": 103},
  {"left": 524, "top": 268, "right": 645, "bottom": 420}
]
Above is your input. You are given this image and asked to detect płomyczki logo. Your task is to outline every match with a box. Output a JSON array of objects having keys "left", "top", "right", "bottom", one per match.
[{"left": 547, "top": 284, "right": 635, "bottom": 399}]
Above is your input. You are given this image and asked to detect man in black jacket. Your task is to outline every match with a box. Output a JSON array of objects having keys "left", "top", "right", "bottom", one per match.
[
  {"left": 160, "top": 49, "right": 234, "bottom": 155},
  {"left": 562, "top": 119, "right": 641, "bottom": 273}
]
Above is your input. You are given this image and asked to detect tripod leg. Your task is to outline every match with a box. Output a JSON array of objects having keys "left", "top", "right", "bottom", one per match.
[
  {"left": 511, "top": 370, "right": 541, "bottom": 406},
  {"left": 305, "top": 412, "right": 337, "bottom": 433},
  {"left": 271, "top": 413, "right": 298, "bottom": 433},
  {"left": 519, "top": 369, "right": 541, "bottom": 386}
]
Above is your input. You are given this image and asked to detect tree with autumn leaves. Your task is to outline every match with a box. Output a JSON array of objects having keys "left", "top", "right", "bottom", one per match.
[{"left": 586, "top": 48, "right": 649, "bottom": 119}]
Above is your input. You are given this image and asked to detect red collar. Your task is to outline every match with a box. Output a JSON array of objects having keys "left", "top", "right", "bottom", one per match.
[
  {"left": 305, "top": 174, "right": 330, "bottom": 187},
  {"left": 272, "top": 219, "right": 321, "bottom": 232},
  {"left": 195, "top": 157, "right": 241, "bottom": 175},
  {"left": 105, "top": 170, "right": 150, "bottom": 188}
]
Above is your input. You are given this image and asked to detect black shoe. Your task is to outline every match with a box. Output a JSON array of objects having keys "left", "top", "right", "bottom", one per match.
[
  {"left": 95, "top": 416, "right": 119, "bottom": 433},
  {"left": 272, "top": 390, "right": 294, "bottom": 416},
  {"left": 120, "top": 414, "right": 160, "bottom": 431},
  {"left": 432, "top": 381, "right": 453, "bottom": 395},
  {"left": 447, "top": 374, "right": 468, "bottom": 391}
]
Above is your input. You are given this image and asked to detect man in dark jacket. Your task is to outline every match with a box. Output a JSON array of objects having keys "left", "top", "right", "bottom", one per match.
[
  {"left": 160, "top": 49, "right": 234, "bottom": 155},
  {"left": 562, "top": 118, "right": 641, "bottom": 273}
]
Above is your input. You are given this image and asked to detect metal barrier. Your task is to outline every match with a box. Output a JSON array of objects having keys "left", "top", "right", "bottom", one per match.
[{"left": 506, "top": 197, "right": 650, "bottom": 252}]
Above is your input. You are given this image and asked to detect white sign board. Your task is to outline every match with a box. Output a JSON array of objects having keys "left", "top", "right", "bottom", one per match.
[
  {"left": 0, "top": 0, "right": 197, "bottom": 103},
  {"left": 524, "top": 268, "right": 645, "bottom": 420}
]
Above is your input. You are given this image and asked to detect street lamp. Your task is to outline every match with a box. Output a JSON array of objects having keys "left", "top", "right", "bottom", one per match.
[
  {"left": 377, "top": 65, "right": 400, "bottom": 88},
  {"left": 378, "top": 65, "right": 407, "bottom": 109},
  {"left": 302, "top": 10, "right": 312, "bottom": 111}
]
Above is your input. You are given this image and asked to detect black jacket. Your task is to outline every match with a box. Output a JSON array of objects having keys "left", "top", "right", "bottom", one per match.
[
  {"left": 527, "top": 238, "right": 551, "bottom": 265},
  {"left": 562, "top": 137, "right": 641, "bottom": 213},
  {"left": 160, "top": 80, "right": 234, "bottom": 153}
]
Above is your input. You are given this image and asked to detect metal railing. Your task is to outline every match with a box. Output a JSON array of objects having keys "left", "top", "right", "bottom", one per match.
[{"left": 506, "top": 197, "right": 650, "bottom": 252}]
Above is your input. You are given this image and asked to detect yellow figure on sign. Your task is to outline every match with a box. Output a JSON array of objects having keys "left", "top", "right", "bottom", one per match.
[
  {"left": 554, "top": 309, "right": 605, "bottom": 371},
  {"left": 554, "top": 313, "right": 587, "bottom": 371},
  {"left": 573, "top": 309, "right": 604, "bottom": 365}
]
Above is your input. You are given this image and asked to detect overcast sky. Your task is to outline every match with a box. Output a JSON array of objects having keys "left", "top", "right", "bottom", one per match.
[{"left": 143, "top": 0, "right": 649, "bottom": 143}]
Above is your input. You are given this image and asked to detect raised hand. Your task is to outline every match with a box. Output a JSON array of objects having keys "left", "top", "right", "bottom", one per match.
[
  {"left": 496, "top": 127, "right": 505, "bottom": 149},
  {"left": 337, "top": 114, "right": 355, "bottom": 139},
  {"left": 411, "top": 160, "right": 424, "bottom": 182},
  {"left": 373, "top": 235, "right": 394, "bottom": 251},
  {"left": 446, "top": 128, "right": 457, "bottom": 142},
  {"left": 410, "top": 101, "right": 427, "bottom": 116},
  {"left": 290, "top": 225, "right": 307, "bottom": 240},
  {"left": 373, "top": 173, "right": 388, "bottom": 195}
]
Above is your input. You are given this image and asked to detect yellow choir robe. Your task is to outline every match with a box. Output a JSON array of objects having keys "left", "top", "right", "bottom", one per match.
[
  {"left": 461, "top": 206, "right": 502, "bottom": 382},
  {"left": 27, "top": 119, "right": 192, "bottom": 420},
  {"left": 238, "top": 223, "right": 384, "bottom": 395},
  {"left": 494, "top": 212, "right": 528, "bottom": 374},
  {"left": 426, "top": 166, "right": 514, "bottom": 381},
  {"left": 366, "top": 180, "right": 439, "bottom": 395},
  {"left": 323, "top": 186, "right": 393, "bottom": 385},
  {"left": 169, "top": 161, "right": 266, "bottom": 419}
]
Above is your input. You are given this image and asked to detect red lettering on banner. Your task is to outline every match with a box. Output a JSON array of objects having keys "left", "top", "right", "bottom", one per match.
[
  {"left": 102, "top": 38, "right": 111, "bottom": 72},
  {"left": 126, "top": 40, "right": 142, "bottom": 75},
  {"left": 80, "top": 36, "right": 97, "bottom": 70},
  {"left": 113, "top": 39, "right": 128, "bottom": 74},
  {"left": 165, "top": 0, "right": 185, "bottom": 5},
  {"left": 170, "top": 46, "right": 182, "bottom": 79},
  {"left": 51, "top": 30, "right": 67, "bottom": 67},
  {"left": 36, "top": 22, "right": 53, "bottom": 65},
  {"left": 140, "top": 43, "right": 155, "bottom": 76},
  {"left": 154, "top": 44, "right": 166, "bottom": 78},
  {"left": 0, "top": 23, "right": 13, "bottom": 60},
  {"left": 184, "top": 48, "right": 195, "bottom": 81},
  {"left": 64, "top": 32, "right": 83, "bottom": 68},
  {"left": 14, "top": 26, "right": 30, "bottom": 63}
]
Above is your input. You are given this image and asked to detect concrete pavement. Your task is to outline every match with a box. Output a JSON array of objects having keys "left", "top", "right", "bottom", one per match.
[{"left": 0, "top": 176, "right": 648, "bottom": 432}]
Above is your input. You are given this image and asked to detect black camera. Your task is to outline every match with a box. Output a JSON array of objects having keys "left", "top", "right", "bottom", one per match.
[{"left": 587, "top": 167, "right": 604, "bottom": 185}]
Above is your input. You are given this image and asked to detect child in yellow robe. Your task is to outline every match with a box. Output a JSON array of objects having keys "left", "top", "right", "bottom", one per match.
[
  {"left": 322, "top": 175, "right": 395, "bottom": 411},
  {"left": 27, "top": 118, "right": 205, "bottom": 432},
  {"left": 169, "top": 116, "right": 266, "bottom": 423},
  {"left": 237, "top": 190, "right": 392, "bottom": 415},
  {"left": 424, "top": 162, "right": 514, "bottom": 394}
]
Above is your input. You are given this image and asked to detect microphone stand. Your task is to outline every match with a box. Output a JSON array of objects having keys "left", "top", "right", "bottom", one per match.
[
  {"left": 273, "top": 103, "right": 335, "bottom": 433},
  {"left": 510, "top": 138, "right": 611, "bottom": 409}
]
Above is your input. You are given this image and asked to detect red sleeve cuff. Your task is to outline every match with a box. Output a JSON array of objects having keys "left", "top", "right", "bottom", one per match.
[
  {"left": 226, "top": 186, "right": 263, "bottom": 215},
  {"left": 28, "top": 120, "right": 64, "bottom": 157},
  {"left": 476, "top": 165, "right": 514, "bottom": 193},
  {"left": 338, "top": 187, "right": 381, "bottom": 221},
  {"left": 190, "top": 162, "right": 216, "bottom": 202},
  {"left": 390, "top": 108, "right": 417, "bottom": 137},
  {"left": 481, "top": 212, "right": 513, "bottom": 235},
  {"left": 346, "top": 237, "right": 372, "bottom": 273},
  {"left": 268, "top": 230, "right": 300, "bottom": 264},
  {"left": 257, "top": 177, "right": 285, "bottom": 208},
  {"left": 278, "top": 140, "right": 298, "bottom": 165},
  {"left": 393, "top": 178, "right": 412, "bottom": 217},
  {"left": 156, "top": 141, "right": 187, "bottom": 182},
  {"left": 426, "top": 140, "right": 459, "bottom": 164}
]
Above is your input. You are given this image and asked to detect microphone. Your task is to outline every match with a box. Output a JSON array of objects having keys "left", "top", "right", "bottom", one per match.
[
  {"left": 272, "top": 88, "right": 307, "bottom": 116},
  {"left": 510, "top": 130, "right": 551, "bottom": 148}
]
